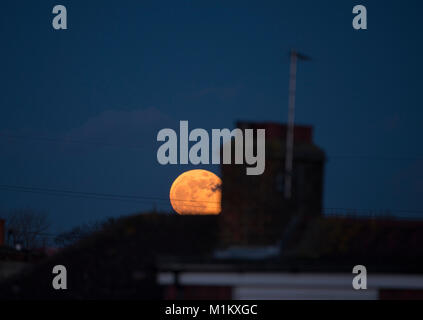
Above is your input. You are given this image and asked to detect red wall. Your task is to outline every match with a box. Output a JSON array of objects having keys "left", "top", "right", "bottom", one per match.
[{"left": 237, "top": 121, "right": 313, "bottom": 143}]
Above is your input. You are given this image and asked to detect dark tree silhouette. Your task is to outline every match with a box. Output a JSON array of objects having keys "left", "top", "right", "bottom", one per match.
[
  {"left": 3, "top": 209, "right": 50, "bottom": 250},
  {"left": 54, "top": 217, "right": 116, "bottom": 248}
]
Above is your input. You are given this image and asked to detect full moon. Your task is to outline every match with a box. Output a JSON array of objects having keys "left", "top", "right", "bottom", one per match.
[{"left": 170, "top": 169, "right": 222, "bottom": 215}]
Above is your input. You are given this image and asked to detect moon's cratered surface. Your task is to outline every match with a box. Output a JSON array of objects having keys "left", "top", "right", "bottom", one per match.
[{"left": 170, "top": 169, "right": 222, "bottom": 215}]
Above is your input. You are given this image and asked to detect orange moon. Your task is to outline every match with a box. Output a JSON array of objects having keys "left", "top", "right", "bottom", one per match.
[{"left": 170, "top": 169, "right": 222, "bottom": 215}]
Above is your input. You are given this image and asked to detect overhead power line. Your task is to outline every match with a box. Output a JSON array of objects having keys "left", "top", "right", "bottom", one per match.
[
  {"left": 0, "top": 183, "right": 422, "bottom": 216},
  {"left": 0, "top": 133, "right": 147, "bottom": 150},
  {"left": 0, "top": 184, "right": 221, "bottom": 207},
  {"left": 329, "top": 155, "right": 423, "bottom": 161}
]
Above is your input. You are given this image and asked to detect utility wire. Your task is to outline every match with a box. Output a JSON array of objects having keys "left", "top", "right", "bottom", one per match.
[
  {"left": 0, "top": 184, "right": 221, "bottom": 207},
  {"left": 0, "top": 183, "right": 422, "bottom": 215},
  {"left": 0, "top": 133, "right": 147, "bottom": 150},
  {"left": 329, "top": 155, "right": 423, "bottom": 161}
]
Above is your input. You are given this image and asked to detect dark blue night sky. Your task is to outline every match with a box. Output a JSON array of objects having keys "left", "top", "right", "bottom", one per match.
[{"left": 1, "top": 0, "right": 422, "bottom": 232}]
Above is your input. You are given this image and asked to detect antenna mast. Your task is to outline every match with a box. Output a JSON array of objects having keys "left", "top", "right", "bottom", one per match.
[{"left": 284, "top": 49, "right": 297, "bottom": 199}]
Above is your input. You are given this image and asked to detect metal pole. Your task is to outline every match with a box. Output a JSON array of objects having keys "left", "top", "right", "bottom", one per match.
[{"left": 284, "top": 50, "right": 297, "bottom": 199}]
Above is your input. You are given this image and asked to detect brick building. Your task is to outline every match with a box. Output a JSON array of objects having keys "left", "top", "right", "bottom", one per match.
[{"left": 219, "top": 122, "right": 325, "bottom": 247}]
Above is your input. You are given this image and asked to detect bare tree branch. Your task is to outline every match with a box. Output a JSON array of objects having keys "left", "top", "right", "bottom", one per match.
[{"left": 4, "top": 209, "right": 50, "bottom": 249}]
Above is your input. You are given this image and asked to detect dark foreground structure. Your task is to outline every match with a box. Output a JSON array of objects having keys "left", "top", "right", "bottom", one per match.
[
  {"left": 0, "top": 122, "right": 422, "bottom": 299},
  {"left": 1, "top": 212, "right": 423, "bottom": 299}
]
